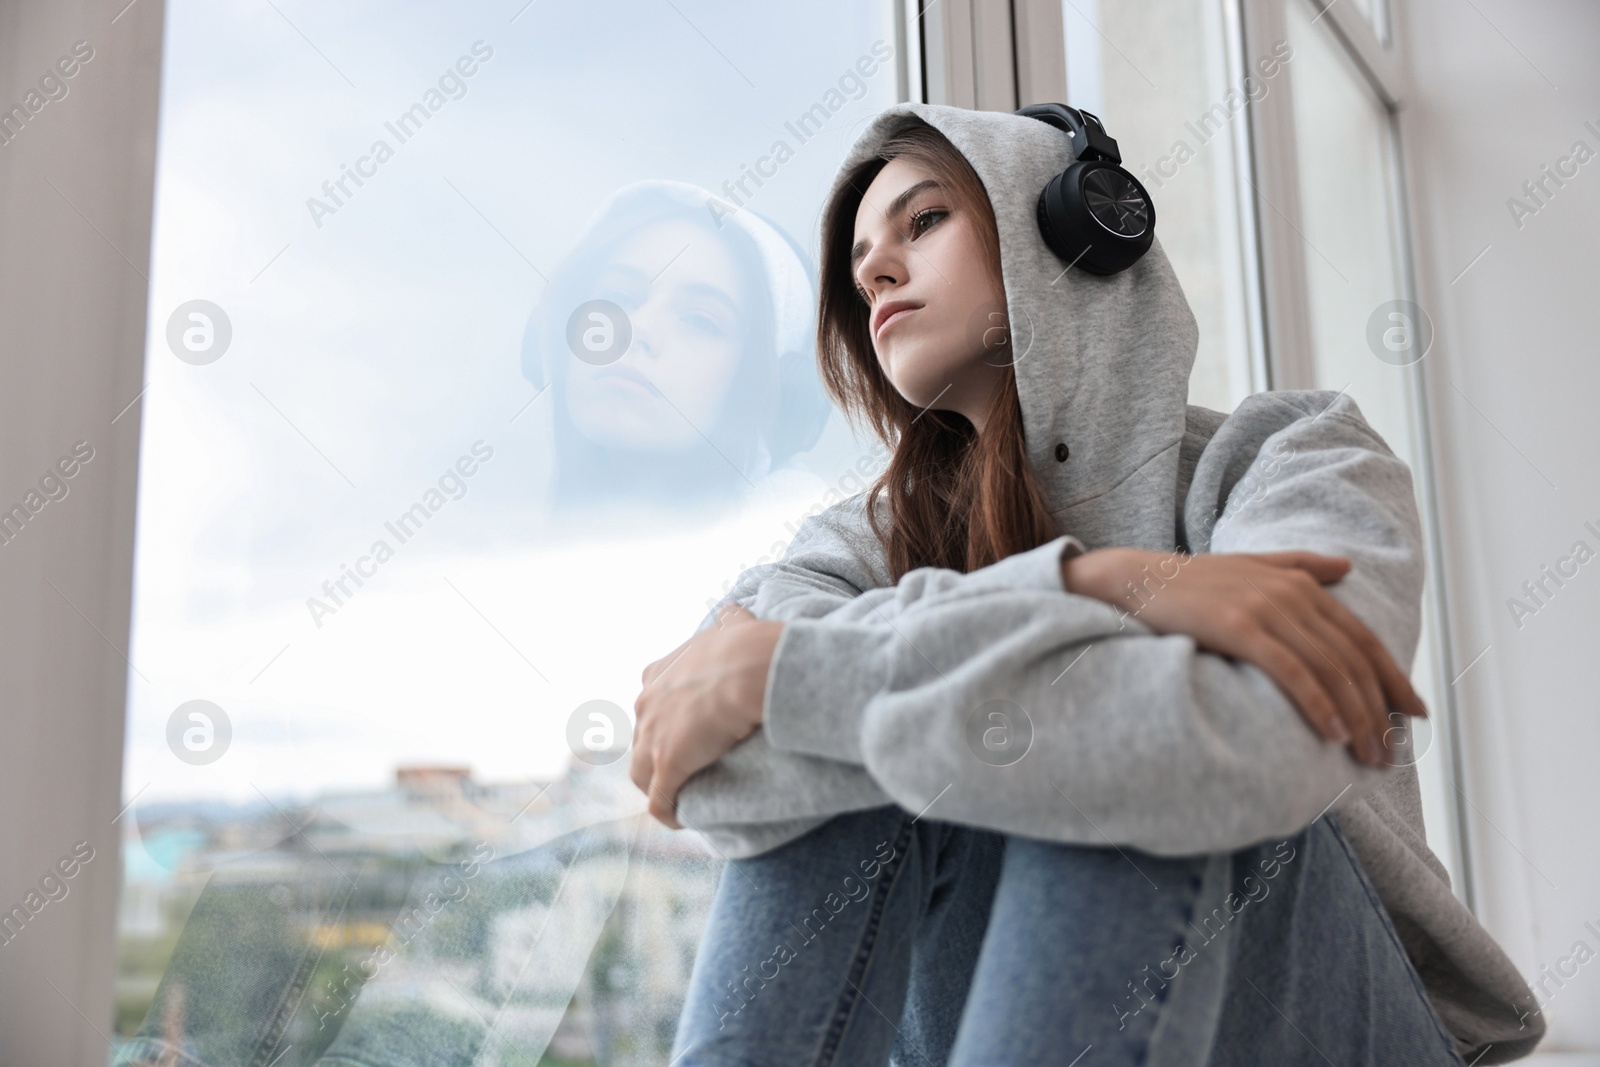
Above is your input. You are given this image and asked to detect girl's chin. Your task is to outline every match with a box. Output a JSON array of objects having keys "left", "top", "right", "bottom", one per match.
[
  {"left": 571, "top": 413, "right": 698, "bottom": 453},
  {"left": 890, "top": 372, "right": 957, "bottom": 412}
]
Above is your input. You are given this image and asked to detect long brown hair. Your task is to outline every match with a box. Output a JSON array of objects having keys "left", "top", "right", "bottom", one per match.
[{"left": 816, "top": 115, "right": 1060, "bottom": 581}]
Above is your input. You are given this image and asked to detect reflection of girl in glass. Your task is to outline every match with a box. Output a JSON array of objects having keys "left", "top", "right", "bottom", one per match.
[{"left": 520, "top": 180, "right": 831, "bottom": 524}]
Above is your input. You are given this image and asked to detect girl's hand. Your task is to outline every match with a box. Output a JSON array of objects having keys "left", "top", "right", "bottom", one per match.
[
  {"left": 630, "top": 603, "right": 784, "bottom": 829},
  {"left": 1063, "top": 547, "right": 1427, "bottom": 766}
]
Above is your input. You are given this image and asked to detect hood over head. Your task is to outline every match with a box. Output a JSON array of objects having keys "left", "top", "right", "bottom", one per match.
[
  {"left": 829, "top": 102, "right": 1200, "bottom": 551},
  {"left": 520, "top": 178, "right": 832, "bottom": 494}
]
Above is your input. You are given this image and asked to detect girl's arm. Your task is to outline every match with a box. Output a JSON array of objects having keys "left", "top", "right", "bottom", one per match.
[
  {"left": 674, "top": 391, "right": 1427, "bottom": 855},
  {"left": 697, "top": 493, "right": 1090, "bottom": 632}
]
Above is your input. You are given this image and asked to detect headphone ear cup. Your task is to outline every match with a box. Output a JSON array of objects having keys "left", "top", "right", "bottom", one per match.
[{"left": 1037, "top": 160, "right": 1156, "bottom": 276}]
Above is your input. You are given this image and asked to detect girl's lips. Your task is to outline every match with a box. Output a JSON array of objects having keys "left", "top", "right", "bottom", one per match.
[
  {"left": 877, "top": 306, "right": 919, "bottom": 337},
  {"left": 602, "top": 375, "right": 653, "bottom": 395},
  {"left": 596, "top": 367, "right": 659, "bottom": 396}
]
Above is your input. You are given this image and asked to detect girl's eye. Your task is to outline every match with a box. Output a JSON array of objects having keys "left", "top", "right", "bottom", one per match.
[
  {"left": 909, "top": 207, "right": 946, "bottom": 236},
  {"left": 683, "top": 310, "right": 726, "bottom": 335},
  {"left": 851, "top": 208, "right": 946, "bottom": 305}
]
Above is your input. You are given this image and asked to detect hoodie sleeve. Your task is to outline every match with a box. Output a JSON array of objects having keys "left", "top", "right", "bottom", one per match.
[
  {"left": 701, "top": 503, "right": 1089, "bottom": 631},
  {"left": 708, "top": 402, "right": 1417, "bottom": 855},
  {"left": 697, "top": 499, "right": 1091, "bottom": 762}
]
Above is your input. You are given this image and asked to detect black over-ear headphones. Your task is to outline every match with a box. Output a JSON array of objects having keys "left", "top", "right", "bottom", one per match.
[{"left": 1015, "top": 103, "right": 1155, "bottom": 275}]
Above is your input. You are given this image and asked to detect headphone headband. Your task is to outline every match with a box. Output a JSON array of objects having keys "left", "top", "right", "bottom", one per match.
[{"left": 1015, "top": 103, "right": 1121, "bottom": 165}]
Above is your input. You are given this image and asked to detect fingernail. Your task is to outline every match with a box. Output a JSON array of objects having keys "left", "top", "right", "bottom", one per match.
[
  {"left": 1364, "top": 738, "right": 1385, "bottom": 764},
  {"left": 1328, "top": 719, "right": 1351, "bottom": 743}
]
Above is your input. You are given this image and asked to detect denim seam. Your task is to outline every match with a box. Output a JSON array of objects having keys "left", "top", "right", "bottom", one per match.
[
  {"left": 1145, "top": 853, "right": 1235, "bottom": 1067},
  {"left": 1133, "top": 872, "right": 1198, "bottom": 1049},
  {"left": 248, "top": 872, "right": 362, "bottom": 1067},
  {"left": 1323, "top": 814, "right": 1468, "bottom": 1066},
  {"left": 113, "top": 1036, "right": 214, "bottom": 1067},
  {"left": 814, "top": 811, "right": 917, "bottom": 1066}
]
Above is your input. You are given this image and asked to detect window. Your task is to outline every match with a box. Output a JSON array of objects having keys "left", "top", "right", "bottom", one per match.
[
  {"left": 1061, "top": 0, "right": 1465, "bottom": 894},
  {"left": 113, "top": 2, "right": 1468, "bottom": 1060},
  {"left": 1246, "top": 0, "right": 1467, "bottom": 892},
  {"left": 117, "top": 1, "right": 906, "bottom": 1059},
  {"left": 1061, "top": 0, "right": 1268, "bottom": 411},
  {"left": 1284, "top": 0, "right": 1412, "bottom": 465}
]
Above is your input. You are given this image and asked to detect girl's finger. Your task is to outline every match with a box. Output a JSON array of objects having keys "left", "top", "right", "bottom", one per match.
[
  {"left": 1258, "top": 594, "right": 1386, "bottom": 762},
  {"left": 646, "top": 770, "right": 683, "bottom": 830},
  {"left": 1298, "top": 594, "right": 1409, "bottom": 762},
  {"left": 1232, "top": 623, "right": 1346, "bottom": 744},
  {"left": 1250, "top": 551, "right": 1351, "bottom": 582},
  {"left": 655, "top": 763, "right": 691, "bottom": 828},
  {"left": 642, "top": 635, "right": 696, "bottom": 689},
  {"left": 716, "top": 601, "right": 757, "bottom": 627},
  {"left": 1311, "top": 587, "right": 1429, "bottom": 720}
]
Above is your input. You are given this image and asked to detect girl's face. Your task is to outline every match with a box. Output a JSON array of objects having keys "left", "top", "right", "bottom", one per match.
[
  {"left": 564, "top": 219, "right": 751, "bottom": 452},
  {"left": 852, "top": 157, "right": 1009, "bottom": 432}
]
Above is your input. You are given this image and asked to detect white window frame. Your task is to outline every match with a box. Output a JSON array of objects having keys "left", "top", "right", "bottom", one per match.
[{"left": 913, "top": 0, "right": 1067, "bottom": 110}]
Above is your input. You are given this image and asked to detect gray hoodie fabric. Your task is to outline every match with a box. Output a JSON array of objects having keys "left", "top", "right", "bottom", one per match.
[{"left": 673, "top": 102, "right": 1543, "bottom": 1062}]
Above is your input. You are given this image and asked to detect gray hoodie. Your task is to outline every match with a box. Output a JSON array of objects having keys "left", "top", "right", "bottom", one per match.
[{"left": 674, "top": 102, "right": 1544, "bottom": 1063}]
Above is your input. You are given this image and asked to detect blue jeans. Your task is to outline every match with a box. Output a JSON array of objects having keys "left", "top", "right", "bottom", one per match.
[{"left": 671, "top": 806, "right": 1466, "bottom": 1066}]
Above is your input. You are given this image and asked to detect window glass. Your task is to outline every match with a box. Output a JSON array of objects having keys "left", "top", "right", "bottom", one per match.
[
  {"left": 117, "top": 2, "right": 903, "bottom": 1060},
  {"left": 1063, "top": 0, "right": 1266, "bottom": 411},
  {"left": 1348, "top": 0, "right": 1391, "bottom": 46},
  {"left": 1285, "top": 0, "right": 1459, "bottom": 882},
  {"left": 1285, "top": 0, "right": 1409, "bottom": 456}
]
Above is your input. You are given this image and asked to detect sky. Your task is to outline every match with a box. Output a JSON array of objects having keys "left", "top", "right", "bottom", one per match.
[{"left": 123, "top": 0, "right": 905, "bottom": 805}]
